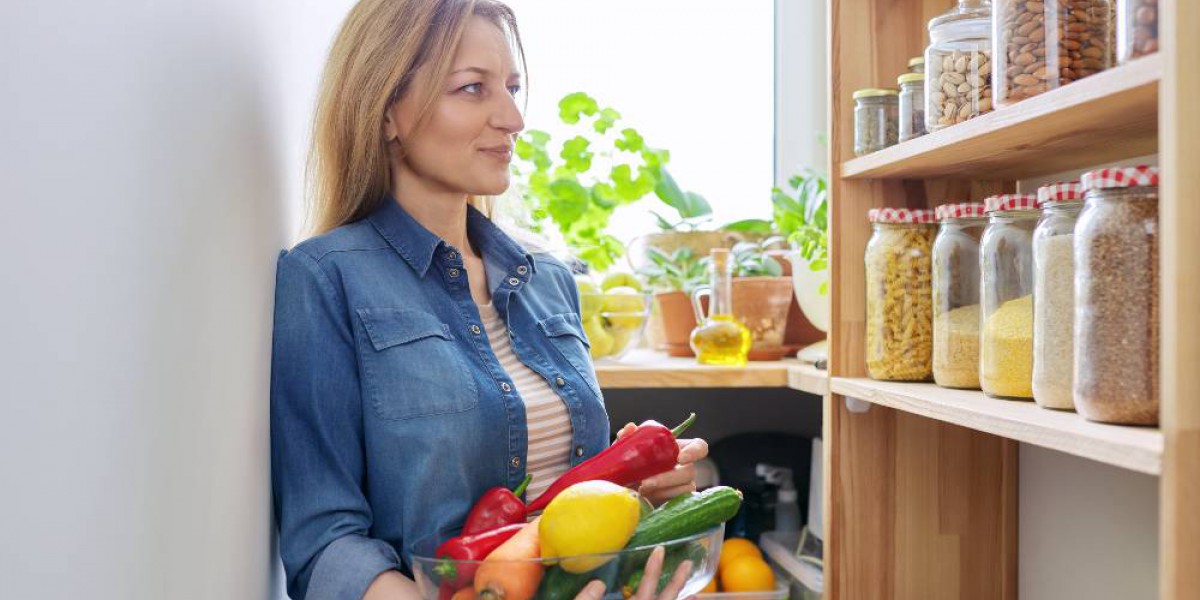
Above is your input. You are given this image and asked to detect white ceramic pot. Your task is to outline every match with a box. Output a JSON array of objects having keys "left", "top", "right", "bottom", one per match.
[{"left": 790, "top": 251, "right": 830, "bottom": 332}]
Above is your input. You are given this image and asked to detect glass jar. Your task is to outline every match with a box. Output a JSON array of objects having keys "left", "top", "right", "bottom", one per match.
[
  {"left": 932, "top": 202, "right": 987, "bottom": 389},
  {"left": 690, "top": 249, "right": 752, "bottom": 366},
  {"left": 898, "top": 73, "right": 927, "bottom": 142},
  {"left": 865, "top": 208, "right": 936, "bottom": 381},
  {"left": 1118, "top": 0, "right": 1158, "bottom": 62},
  {"left": 994, "top": 0, "right": 1114, "bottom": 106},
  {"left": 1031, "top": 182, "right": 1084, "bottom": 410},
  {"left": 1074, "top": 166, "right": 1160, "bottom": 425},
  {"left": 853, "top": 89, "right": 899, "bottom": 156},
  {"left": 926, "top": 0, "right": 994, "bottom": 131},
  {"left": 980, "top": 194, "right": 1042, "bottom": 399},
  {"left": 908, "top": 55, "right": 926, "bottom": 73}
]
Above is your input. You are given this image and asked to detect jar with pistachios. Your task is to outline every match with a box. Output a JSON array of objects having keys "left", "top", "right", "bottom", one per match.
[
  {"left": 926, "top": 0, "right": 994, "bottom": 131},
  {"left": 994, "top": 0, "right": 1114, "bottom": 107}
]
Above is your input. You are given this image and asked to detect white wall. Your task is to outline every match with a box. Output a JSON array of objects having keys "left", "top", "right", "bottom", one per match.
[
  {"left": 0, "top": 1, "right": 351, "bottom": 598},
  {"left": 775, "top": 0, "right": 828, "bottom": 184}
]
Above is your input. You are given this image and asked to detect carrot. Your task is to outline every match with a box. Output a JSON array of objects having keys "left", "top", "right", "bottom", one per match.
[
  {"left": 474, "top": 518, "right": 543, "bottom": 600},
  {"left": 452, "top": 587, "right": 479, "bottom": 600}
]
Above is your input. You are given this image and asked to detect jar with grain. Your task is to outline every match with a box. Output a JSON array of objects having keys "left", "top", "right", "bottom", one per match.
[
  {"left": 1074, "top": 166, "right": 1160, "bottom": 425},
  {"left": 993, "top": 0, "right": 1114, "bottom": 107},
  {"left": 853, "top": 89, "right": 900, "bottom": 156},
  {"left": 1118, "top": 0, "right": 1158, "bottom": 62},
  {"left": 865, "top": 208, "right": 936, "bottom": 381},
  {"left": 933, "top": 202, "right": 988, "bottom": 389},
  {"left": 898, "top": 73, "right": 928, "bottom": 142},
  {"left": 1032, "top": 182, "right": 1084, "bottom": 410},
  {"left": 926, "top": 0, "right": 994, "bottom": 131},
  {"left": 908, "top": 55, "right": 927, "bottom": 74},
  {"left": 980, "top": 194, "right": 1042, "bottom": 399}
]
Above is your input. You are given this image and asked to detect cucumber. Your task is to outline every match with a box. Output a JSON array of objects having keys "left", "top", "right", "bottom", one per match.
[
  {"left": 620, "top": 541, "right": 706, "bottom": 597},
  {"left": 625, "top": 486, "right": 743, "bottom": 549},
  {"left": 534, "top": 566, "right": 594, "bottom": 600}
]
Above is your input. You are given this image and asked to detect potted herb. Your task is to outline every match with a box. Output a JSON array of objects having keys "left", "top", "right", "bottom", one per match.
[
  {"left": 726, "top": 237, "right": 797, "bottom": 360},
  {"left": 774, "top": 168, "right": 830, "bottom": 361},
  {"left": 638, "top": 246, "right": 709, "bottom": 357}
]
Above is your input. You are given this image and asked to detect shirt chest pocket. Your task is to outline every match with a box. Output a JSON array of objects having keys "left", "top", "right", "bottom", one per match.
[
  {"left": 538, "top": 313, "right": 602, "bottom": 397},
  {"left": 357, "top": 308, "right": 479, "bottom": 420}
]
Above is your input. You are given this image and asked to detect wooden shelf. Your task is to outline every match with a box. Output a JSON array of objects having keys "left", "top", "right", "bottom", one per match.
[
  {"left": 842, "top": 55, "right": 1162, "bottom": 180},
  {"left": 594, "top": 350, "right": 828, "bottom": 395},
  {"left": 831, "top": 377, "right": 1163, "bottom": 476}
]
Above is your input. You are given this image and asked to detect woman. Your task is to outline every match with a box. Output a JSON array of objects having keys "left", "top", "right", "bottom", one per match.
[{"left": 271, "top": 2, "right": 709, "bottom": 599}]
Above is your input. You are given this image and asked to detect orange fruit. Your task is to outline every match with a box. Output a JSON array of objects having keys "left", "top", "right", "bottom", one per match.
[
  {"left": 701, "top": 576, "right": 718, "bottom": 593},
  {"left": 720, "top": 556, "right": 776, "bottom": 593},
  {"left": 718, "top": 538, "right": 762, "bottom": 572}
]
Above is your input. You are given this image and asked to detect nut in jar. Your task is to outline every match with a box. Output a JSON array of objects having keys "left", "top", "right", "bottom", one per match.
[
  {"left": 929, "top": 49, "right": 994, "bottom": 129},
  {"left": 996, "top": 0, "right": 1115, "bottom": 105},
  {"left": 1119, "top": 0, "right": 1158, "bottom": 61},
  {"left": 865, "top": 208, "right": 936, "bottom": 381}
]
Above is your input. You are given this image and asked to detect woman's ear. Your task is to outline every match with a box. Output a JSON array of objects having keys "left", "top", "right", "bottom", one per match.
[{"left": 383, "top": 108, "right": 399, "bottom": 143}]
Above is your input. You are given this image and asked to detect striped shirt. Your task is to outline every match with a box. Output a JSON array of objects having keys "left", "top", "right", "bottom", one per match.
[{"left": 477, "top": 302, "right": 574, "bottom": 501}]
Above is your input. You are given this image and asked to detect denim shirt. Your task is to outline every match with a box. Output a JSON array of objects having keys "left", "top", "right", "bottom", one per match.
[{"left": 271, "top": 198, "right": 610, "bottom": 600}]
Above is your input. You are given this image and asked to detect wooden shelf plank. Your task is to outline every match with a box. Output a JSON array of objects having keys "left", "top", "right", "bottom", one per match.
[
  {"left": 831, "top": 377, "right": 1163, "bottom": 475},
  {"left": 842, "top": 55, "right": 1162, "bottom": 180},
  {"left": 594, "top": 350, "right": 828, "bottom": 394}
]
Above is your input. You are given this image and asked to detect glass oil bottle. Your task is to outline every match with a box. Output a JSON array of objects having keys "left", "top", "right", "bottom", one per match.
[{"left": 689, "top": 248, "right": 752, "bottom": 366}]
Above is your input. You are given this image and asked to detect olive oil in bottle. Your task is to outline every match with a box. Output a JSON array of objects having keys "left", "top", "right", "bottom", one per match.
[{"left": 690, "top": 249, "right": 752, "bottom": 366}]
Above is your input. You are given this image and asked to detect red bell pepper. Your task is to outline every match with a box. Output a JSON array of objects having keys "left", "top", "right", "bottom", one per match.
[
  {"left": 525, "top": 412, "right": 696, "bottom": 513},
  {"left": 433, "top": 523, "right": 525, "bottom": 596},
  {"left": 462, "top": 474, "right": 531, "bottom": 535}
]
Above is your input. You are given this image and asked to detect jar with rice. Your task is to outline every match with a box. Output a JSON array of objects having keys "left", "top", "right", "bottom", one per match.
[{"left": 932, "top": 202, "right": 988, "bottom": 389}]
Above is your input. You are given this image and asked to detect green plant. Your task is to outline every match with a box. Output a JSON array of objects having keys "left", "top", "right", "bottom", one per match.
[
  {"left": 773, "top": 168, "right": 829, "bottom": 293},
  {"left": 730, "top": 236, "right": 788, "bottom": 278},
  {"left": 512, "top": 92, "right": 711, "bottom": 271},
  {"left": 638, "top": 247, "right": 710, "bottom": 294}
]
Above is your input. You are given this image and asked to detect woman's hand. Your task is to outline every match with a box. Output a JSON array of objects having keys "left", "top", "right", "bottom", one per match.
[
  {"left": 572, "top": 546, "right": 696, "bottom": 600},
  {"left": 615, "top": 422, "right": 709, "bottom": 506}
]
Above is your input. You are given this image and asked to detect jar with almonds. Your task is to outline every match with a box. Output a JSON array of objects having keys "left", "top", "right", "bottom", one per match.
[
  {"left": 993, "top": 0, "right": 1114, "bottom": 107},
  {"left": 925, "top": 0, "right": 995, "bottom": 132}
]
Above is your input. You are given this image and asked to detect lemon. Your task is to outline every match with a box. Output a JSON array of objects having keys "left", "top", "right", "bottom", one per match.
[
  {"left": 601, "top": 287, "right": 645, "bottom": 313},
  {"left": 539, "top": 481, "right": 642, "bottom": 573},
  {"left": 600, "top": 272, "right": 643, "bottom": 292}
]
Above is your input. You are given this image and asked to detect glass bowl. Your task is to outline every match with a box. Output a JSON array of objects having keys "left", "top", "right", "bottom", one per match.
[
  {"left": 578, "top": 292, "right": 652, "bottom": 362},
  {"left": 410, "top": 524, "right": 724, "bottom": 600}
]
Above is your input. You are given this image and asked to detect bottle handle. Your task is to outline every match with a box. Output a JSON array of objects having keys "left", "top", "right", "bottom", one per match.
[{"left": 691, "top": 286, "right": 711, "bottom": 325}]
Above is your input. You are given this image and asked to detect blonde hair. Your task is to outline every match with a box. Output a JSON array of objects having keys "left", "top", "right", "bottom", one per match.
[{"left": 305, "top": 0, "right": 523, "bottom": 238}]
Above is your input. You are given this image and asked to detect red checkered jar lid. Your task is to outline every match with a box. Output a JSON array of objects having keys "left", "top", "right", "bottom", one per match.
[
  {"left": 1081, "top": 165, "right": 1160, "bottom": 191},
  {"left": 984, "top": 194, "right": 1042, "bottom": 213},
  {"left": 935, "top": 202, "right": 987, "bottom": 220},
  {"left": 1037, "top": 182, "right": 1084, "bottom": 204},
  {"left": 868, "top": 207, "right": 936, "bottom": 224}
]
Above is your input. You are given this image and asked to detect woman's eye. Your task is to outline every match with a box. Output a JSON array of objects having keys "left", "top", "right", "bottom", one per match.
[
  {"left": 459, "top": 82, "right": 483, "bottom": 95},
  {"left": 507, "top": 85, "right": 522, "bottom": 97}
]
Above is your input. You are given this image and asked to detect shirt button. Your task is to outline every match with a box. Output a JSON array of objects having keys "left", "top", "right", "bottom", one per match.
[
  {"left": 470, "top": 324, "right": 481, "bottom": 335},
  {"left": 447, "top": 251, "right": 457, "bottom": 260},
  {"left": 555, "top": 376, "right": 566, "bottom": 387},
  {"left": 507, "top": 276, "right": 520, "bottom": 286},
  {"left": 510, "top": 456, "right": 522, "bottom": 468},
  {"left": 517, "top": 265, "right": 529, "bottom": 275},
  {"left": 449, "top": 268, "right": 460, "bottom": 278},
  {"left": 575, "top": 446, "right": 585, "bottom": 457},
  {"left": 500, "top": 382, "right": 512, "bottom": 393}
]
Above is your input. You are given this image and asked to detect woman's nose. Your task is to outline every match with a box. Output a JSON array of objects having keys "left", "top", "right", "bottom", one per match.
[{"left": 492, "top": 92, "right": 525, "bottom": 134}]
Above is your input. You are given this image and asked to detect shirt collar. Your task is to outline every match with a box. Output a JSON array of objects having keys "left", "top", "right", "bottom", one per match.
[{"left": 368, "top": 196, "right": 537, "bottom": 281}]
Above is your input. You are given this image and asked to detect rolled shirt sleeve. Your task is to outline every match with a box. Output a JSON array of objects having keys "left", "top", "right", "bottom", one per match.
[{"left": 271, "top": 249, "right": 403, "bottom": 600}]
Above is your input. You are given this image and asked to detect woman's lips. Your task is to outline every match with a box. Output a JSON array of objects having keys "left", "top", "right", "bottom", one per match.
[{"left": 479, "top": 147, "right": 513, "bottom": 162}]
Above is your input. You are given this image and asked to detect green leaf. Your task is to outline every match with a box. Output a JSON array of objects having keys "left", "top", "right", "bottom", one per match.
[
  {"left": 594, "top": 107, "right": 621, "bottom": 134},
  {"left": 651, "top": 210, "right": 676, "bottom": 231},
  {"left": 722, "top": 219, "right": 774, "bottom": 234},
  {"left": 653, "top": 169, "right": 687, "bottom": 210},
  {"left": 683, "top": 192, "right": 712, "bottom": 218},
  {"left": 560, "top": 136, "right": 593, "bottom": 172},
  {"left": 819, "top": 281, "right": 829, "bottom": 295},
  {"left": 591, "top": 184, "right": 616, "bottom": 210},
  {"left": 614, "top": 128, "right": 645, "bottom": 152},
  {"left": 547, "top": 178, "right": 589, "bottom": 224},
  {"left": 559, "top": 92, "right": 599, "bottom": 124}
]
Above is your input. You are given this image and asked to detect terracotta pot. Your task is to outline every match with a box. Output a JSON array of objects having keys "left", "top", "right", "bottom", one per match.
[
  {"left": 730, "top": 277, "right": 796, "bottom": 361},
  {"left": 654, "top": 291, "right": 698, "bottom": 357}
]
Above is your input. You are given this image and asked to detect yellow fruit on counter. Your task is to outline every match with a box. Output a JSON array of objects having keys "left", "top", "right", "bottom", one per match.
[
  {"left": 717, "top": 538, "right": 762, "bottom": 572},
  {"left": 540, "top": 481, "right": 642, "bottom": 573},
  {"left": 602, "top": 287, "right": 645, "bottom": 313},
  {"left": 583, "top": 316, "right": 615, "bottom": 358},
  {"left": 720, "top": 555, "right": 776, "bottom": 593},
  {"left": 600, "top": 272, "right": 643, "bottom": 292}
]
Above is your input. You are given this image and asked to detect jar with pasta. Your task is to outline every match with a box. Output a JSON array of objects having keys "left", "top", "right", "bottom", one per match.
[
  {"left": 1075, "top": 166, "right": 1159, "bottom": 425},
  {"left": 993, "top": 0, "right": 1114, "bottom": 107},
  {"left": 980, "top": 194, "right": 1042, "bottom": 399},
  {"left": 1118, "top": 0, "right": 1158, "bottom": 62},
  {"left": 926, "top": 0, "right": 994, "bottom": 131},
  {"left": 933, "top": 202, "right": 987, "bottom": 389},
  {"left": 865, "top": 208, "right": 935, "bottom": 381},
  {"left": 1032, "top": 182, "right": 1083, "bottom": 410}
]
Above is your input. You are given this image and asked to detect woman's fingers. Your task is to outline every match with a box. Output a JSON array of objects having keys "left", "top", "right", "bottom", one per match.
[
  {"left": 655, "top": 558, "right": 695, "bottom": 600},
  {"left": 643, "top": 464, "right": 697, "bottom": 493},
  {"left": 616, "top": 422, "right": 637, "bottom": 440},
  {"left": 573, "top": 579, "right": 606, "bottom": 600},
  {"left": 632, "top": 546, "right": 666, "bottom": 599},
  {"left": 675, "top": 437, "right": 709, "bottom": 464}
]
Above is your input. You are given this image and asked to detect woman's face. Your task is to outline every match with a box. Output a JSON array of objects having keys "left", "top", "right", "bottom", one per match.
[{"left": 385, "top": 16, "right": 525, "bottom": 197}]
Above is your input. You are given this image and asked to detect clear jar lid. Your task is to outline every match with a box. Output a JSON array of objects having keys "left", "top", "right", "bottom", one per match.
[{"left": 929, "top": 0, "right": 991, "bottom": 42}]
